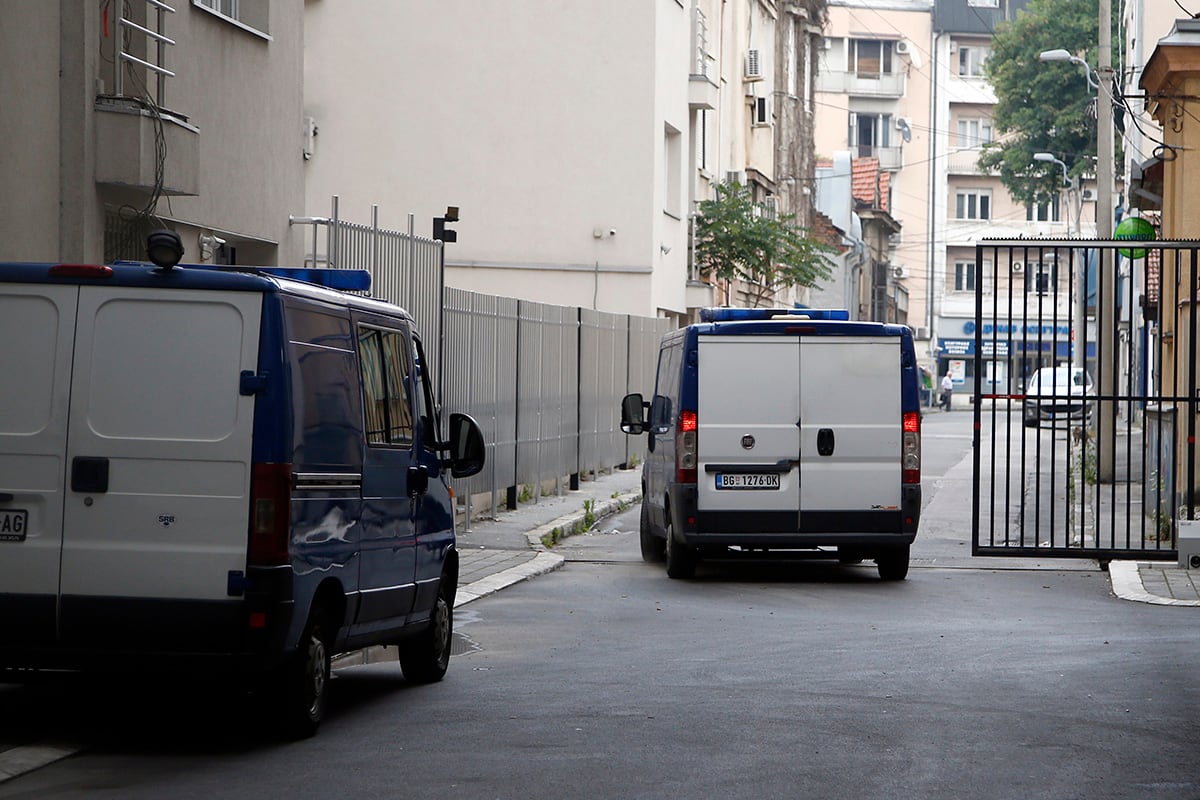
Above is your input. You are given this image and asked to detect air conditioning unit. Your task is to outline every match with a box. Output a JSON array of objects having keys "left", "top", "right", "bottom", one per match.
[
  {"left": 744, "top": 49, "right": 764, "bottom": 81},
  {"left": 1011, "top": 261, "right": 1025, "bottom": 273},
  {"left": 895, "top": 40, "right": 911, "bottom": 55},
  {"left": 821, "top": 37, "right": 834, "bottom": 50},
  {"left": 916, "top": 326, "right": 930, "bottom": 339},
  {"left": 949, "top": 41, "right": 958, "bottom": 54},
  {"left": 891, "top": 265, "right": 907, "bottom": 279},
  {"left": 1081, "top": 188, "right": 1097, "bottom": 201}
]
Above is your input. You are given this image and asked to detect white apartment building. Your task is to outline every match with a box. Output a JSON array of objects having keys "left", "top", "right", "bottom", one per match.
[
  {"left": 303, "top": 0, "right": 824, "bottom": 323},
  {"left": 815, "top": 0, "right": 1107, "bottom": 390}
]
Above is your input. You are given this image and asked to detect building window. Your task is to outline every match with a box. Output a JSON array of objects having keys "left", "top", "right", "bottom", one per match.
[
  {"left": 193, "top": 0, "right": 269, "bottom": 37},
  {"left": 955, "top": 189, "right": 992, "bottom": 220},
  {"left": 954, "top": 262, "right": 976, "bottom": 292},
  {"left": 850, "top": 112, "right": 892, "bottom": 158},
  {"left": 1026, "top": 196, "right": 1062, "bottom": 222},
  {"left": 850, "top": 39, "right": 893, "bottom": 77},
  {"left": 1027, "top": 262, "right": 1060, "bottom": 294},
  {"left": 958, "top": 46, "right": 989, "bottom": 77},
  {"left": 664, "top": 123, "right": 682, "bottom": 217},
  {"left": 956, "top": 118, "right": 993, "bottom": 148}
]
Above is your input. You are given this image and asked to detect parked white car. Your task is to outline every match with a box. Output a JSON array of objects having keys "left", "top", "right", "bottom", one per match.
[{"left": 1023, "top": 366, "right": 1094, "bottom": 428}]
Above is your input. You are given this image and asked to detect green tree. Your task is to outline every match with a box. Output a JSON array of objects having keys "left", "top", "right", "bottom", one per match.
[
  {"left": 977, "top": 0, "right": 1122, "bottom": 207},
  {"left": 694, "top": 182, "right": 832, "bottom": 307}
]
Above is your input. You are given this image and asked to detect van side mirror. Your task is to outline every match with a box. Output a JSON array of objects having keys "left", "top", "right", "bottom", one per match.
[
  {"left": 620, "top": 393, "right": 648, "bottom": 435},
  {"left": 446, "top": 412, "right": 486, "bottom": 478}
]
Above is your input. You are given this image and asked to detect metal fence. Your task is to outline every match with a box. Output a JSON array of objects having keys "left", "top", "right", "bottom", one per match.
[
  {"left": 970, "top": 238, "right": 1198, "bottom": 562},
  {"left": 292, "top": 202, "right": 671, "bottom": 516}
]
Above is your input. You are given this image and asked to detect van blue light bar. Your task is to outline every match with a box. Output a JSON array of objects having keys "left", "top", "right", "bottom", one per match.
[
  {"left": 700, "top": 307, "right": 850, "bottom": 323},
  {"left": 253, "top": 267, "right": 372, "bottom": 292},
  {"left": 114, "top": 261, "right": 375, "bottom": 292}
]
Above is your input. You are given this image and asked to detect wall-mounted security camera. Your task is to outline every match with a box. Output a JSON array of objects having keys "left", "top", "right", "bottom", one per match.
[{"left": 608, "top": 228, "right": 617, "bottom": 237}]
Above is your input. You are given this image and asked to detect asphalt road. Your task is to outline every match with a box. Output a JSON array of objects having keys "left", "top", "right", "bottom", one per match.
[{"left": 2, "top": 412, "right": 1197, "bottom": 799}]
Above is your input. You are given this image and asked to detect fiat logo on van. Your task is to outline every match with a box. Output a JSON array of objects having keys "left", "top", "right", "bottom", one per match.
[{"left": 741, "top": 435, "right": 756, "bottom": 450}]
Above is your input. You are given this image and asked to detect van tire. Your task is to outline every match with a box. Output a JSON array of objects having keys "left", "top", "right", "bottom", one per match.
[
  {"left": 277, "top": 610, "right": 332, "bottom": 740},
  {"left": 876, "top": 547, "right": 910, "bottom": 581},
  {"left": 639, "top": 502, "right": 666, "bottom": 562},
  {"left": 664, "top": 520, "right": 696, "bottom": 579},
  {"left": 399, "top": 582, "right": 453, "bottom": 684}
]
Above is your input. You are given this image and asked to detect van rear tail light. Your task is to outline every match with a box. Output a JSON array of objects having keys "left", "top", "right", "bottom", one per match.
[
  {"left": 902, "top": 411, "right": 921, "bottom": 485},
  {"left": 249, "top": 463, "right": 292, "bottom": 566},
  {"left": 677, "top": 409, "right": 698, "bottom": 484}
]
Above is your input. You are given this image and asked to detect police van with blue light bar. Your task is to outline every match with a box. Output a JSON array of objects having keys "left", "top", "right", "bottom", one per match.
[
  {"left": 620, "top": 307, "right": 921, "bottom": 580},
  {"left": 0, "top": 232, "right": 485, "bottom": 737}
]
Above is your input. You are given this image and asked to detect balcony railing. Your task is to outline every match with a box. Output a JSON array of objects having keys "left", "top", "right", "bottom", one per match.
[
  {"left": 815, "top": 70, "right": 906, "bottom": 97},
  {"left": 107, "top": 0, "right": 176, "bottom": 106}
]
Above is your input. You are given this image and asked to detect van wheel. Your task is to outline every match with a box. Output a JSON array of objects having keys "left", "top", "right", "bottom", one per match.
[
  {"left": 639, "top": 502, "right": 666, "bottom": 563},
  {"left": 876, "top": 546, "right": 910, "bottom": 581},
  {"left": 399, "top": 582, "right": 453, "bottom": 684},
  {"left": 277, "top": 611, "right": 332, "bottom": 739},
  {"left": 664, "top": 520, "right": 696, "bottom": 579}
]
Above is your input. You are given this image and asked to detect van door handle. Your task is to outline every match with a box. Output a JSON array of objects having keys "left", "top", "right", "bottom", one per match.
[
  {"left": 72, "top": 457, "right": 110, "bottom": 493},
  {"left": 408, "top": 464, "right": 430, "bottom": 497},
  {"left": 816, "top": 429, "right": 835, "bottom": 457}
]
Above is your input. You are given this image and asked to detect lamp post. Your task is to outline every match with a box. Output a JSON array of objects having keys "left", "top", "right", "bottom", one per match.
[
  {"left": 1037, "top": 41, "right": 1117, "bottom": 479},
  {"left": 1034, "top": 152, "right": 1086, "bottom": 379}
]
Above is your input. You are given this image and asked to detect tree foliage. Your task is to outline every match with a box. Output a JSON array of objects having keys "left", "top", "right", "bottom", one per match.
[
  {"left": 694, "top": 182, "right": 832, "bottom": 307},
  {"left": 978, "top": 0, "right": 1121, "bottom": 206}
]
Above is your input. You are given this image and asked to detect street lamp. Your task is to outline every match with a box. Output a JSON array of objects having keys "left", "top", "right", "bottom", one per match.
[
  {"left": 1037, "top": 49, "right": 1099, "bottom": 90},
  {"left": 1032, "top": 153, "right": 1086, "bottom": 379}
]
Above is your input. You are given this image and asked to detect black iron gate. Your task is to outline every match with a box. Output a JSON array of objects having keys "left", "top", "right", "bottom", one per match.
[{"left": 970, "top": 238, "right": 1200, "bottom": 561}]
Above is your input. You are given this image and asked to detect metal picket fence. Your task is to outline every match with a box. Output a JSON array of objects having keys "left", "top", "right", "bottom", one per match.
[{"left": 293, "top": 201, "right": 671, "bottom": 516}]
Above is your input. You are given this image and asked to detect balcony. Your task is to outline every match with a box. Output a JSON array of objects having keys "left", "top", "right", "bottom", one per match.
[
  {"left": 94, "top": 97, "right": 199, "bottom": 196},
  {"left": 815, "top": 70, "right": 906, "bottom": 98},
  {"left": 946, "top": 147, "right": 993, "bottom": 175},
  {"left": 689, "top": 73, "right": 719, "bottom": 110},
  {"left": 855, "top": 145, "right": 903, "bottom": 171}
]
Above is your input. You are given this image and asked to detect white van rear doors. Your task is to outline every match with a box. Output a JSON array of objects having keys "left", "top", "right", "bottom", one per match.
[
  {"left": 798, "top": 337, "right": 901, "bottom": 514},
  {"left": 0, "top": 285, "right": 79, "bottom": 621},
  {"left": 60, "top": 287, "right": 262, "bottom": 606},
  {"left": 695, "top": 333, "right": 902, "bottom": 519},
  {"left": 696, "top": 336, "right": 802, "bottom": 517}
]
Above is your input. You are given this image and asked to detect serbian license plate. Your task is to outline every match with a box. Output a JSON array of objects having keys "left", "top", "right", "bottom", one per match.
[
  {"left": 715, "top": 473, "right": 780, "bottom": 490},
  {"left": 0, "top": 509, "right": 29, "bottom": 542}
]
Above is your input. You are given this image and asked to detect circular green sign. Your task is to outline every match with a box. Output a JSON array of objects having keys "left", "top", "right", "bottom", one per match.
[{"left": 1114, "top": 216, "right": 1156, "bottom": 259}]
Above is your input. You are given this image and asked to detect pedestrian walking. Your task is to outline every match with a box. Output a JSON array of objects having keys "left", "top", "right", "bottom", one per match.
[{"left": 940, "top": 372, "right": 954, "bottom": 411}]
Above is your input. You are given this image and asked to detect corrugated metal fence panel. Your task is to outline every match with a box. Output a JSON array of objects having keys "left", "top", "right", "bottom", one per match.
[
  {"left": 516, "top": 300, "right": 547, "bottom": 486},
  {"left": 579, "top": 310, "right": 627, "bottom": 476},
  {"left": 492, "top": 296, "right": 520, "bottom": 495}
]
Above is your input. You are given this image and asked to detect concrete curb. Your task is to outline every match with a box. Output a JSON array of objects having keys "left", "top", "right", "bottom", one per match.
[
  {"left": 0, "top": 744, "right": 78, "bottom": 782},
  {"left": 1109, "top": 561, "right": 1200, "bottom": 606},
  {"left": 454, "top": 551, "right": 565, "bottom": 607},
  {"left": 524, "top": 492, "right": 642, "bottom": 551}
]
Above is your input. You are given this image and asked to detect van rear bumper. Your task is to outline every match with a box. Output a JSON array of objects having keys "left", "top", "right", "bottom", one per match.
[
  {"left": 669, "top": 484, "right": 920, "bottom": 550},
  {"left": 0, "top": 593, "right": 296, "bottom": 674}
]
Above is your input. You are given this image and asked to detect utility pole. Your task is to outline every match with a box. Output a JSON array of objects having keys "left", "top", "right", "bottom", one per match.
[{"left": 1097, "top": 0, "right": 1117, "bottom": 481}]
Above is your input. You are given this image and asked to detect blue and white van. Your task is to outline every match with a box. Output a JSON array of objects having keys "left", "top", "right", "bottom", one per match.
[
  {"left": 621, "top": 308, "right": 921, "bottom": 580},
  {"left": 0, "top": 236, "right": 484, "bottom": 737}
]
